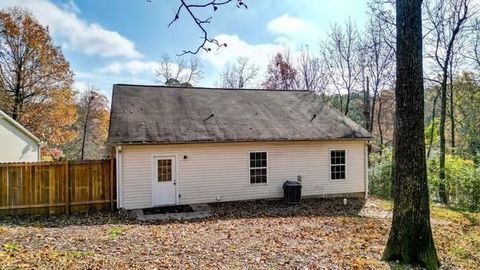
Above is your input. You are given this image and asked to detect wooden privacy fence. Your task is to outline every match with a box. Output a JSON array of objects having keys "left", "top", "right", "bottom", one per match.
[{"left": 0, "top": 159, "right": 116, "bottom": 215}]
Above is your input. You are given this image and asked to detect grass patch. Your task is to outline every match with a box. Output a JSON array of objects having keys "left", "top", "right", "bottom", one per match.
[
  {"left": 430, "top": 204, "right": 466, "bottom": 222},
  {"left": 378, "top": 199, "right": 393, "bottom": 211},
  {"left": 69, "top": 250, "right": 93, "bottom": 259},
  {"left": 450, "top": 246, "right": 471, "bottom": 259},
  {"left": 3, "top": 242, "right": 21, "bottom": 252},
  {"left": 108, "top": 226, "right": 124, "bottom": 237},
  {"left": 375, "top": 198, "right": 479, "bottom": 224},
  {"left": 430, "top": 204, "right": 480, "bottom": 224}
]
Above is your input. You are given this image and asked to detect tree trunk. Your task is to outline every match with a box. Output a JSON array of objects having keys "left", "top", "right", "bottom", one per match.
[
  {"left": 12, "top": 61, "right": 23, "bottom": 121},
  {"left": 377, "top": 94, "right": 384, "bottom": 149},
  {"left": 427, "top": 90, "right": 439, "bottom": 158},
  {"left": 449, "top": 69, "right": 455, "bottom": 149},
  {"left": 344, "top": 91, "right": 351, "bottom": 116},
  {"left": 80, "top": 96, "right": 94, "bottom": 160},
  {"left": 370, "top": 84, "right": 378, "bottom": 134},
  {"left": 364, "top": 76, "right": 371, "bottom": 131},
  {"left": 439, "top": 69, "right": 448, "bottom": 204},
  {"left": 383, "top": 1, "right": 439, "bottom": 269}
]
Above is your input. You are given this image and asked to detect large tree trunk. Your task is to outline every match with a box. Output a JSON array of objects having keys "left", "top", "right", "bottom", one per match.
[{"left": 382, "top": 0, "right": 439, "bottom": 269}]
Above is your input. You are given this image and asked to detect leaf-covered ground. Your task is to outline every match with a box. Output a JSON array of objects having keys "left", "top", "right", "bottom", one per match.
[{"left": 0, "top": 198, "right": 478, "bottom": 269}]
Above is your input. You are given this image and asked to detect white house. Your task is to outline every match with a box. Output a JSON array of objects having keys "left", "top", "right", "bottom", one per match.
[
  {"left": 108, "top": 84, "right": 371, "bottom": 209},
  {"left": 0, "top": 109, "right": 41, "bottom": 162}
]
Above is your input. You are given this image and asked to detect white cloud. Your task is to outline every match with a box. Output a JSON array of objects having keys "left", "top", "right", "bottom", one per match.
[
  {"left": 200, "top": 34, "right": 291, "bottom": 87},
  {"left": 0, "top": 0, "right": 142, "bottom": 58},
  {"left": 267, "top": 13, "right": 314, "bottom": 36},
  {"left": 73, "top": 80, "right": 89, "bottom": 92},
  {"left": 99, "top": 60, "right": 159, "bottom": 76},
  {"left": 267, "top": 13, "right": 320, "bottom": 47},
  {"left": 201, "top": 34, "right": 288, "bottom": 70}
]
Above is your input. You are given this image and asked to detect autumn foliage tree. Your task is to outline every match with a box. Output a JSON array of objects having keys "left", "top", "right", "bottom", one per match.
[
  {"left": 0, "top": 7, "right": 77, "bottom": 158},
  {"left": 63, "top": 87, "right": 110, "bottom": 160},
  {"left": 262, "top": 52, "right": 298, "bottom": 90}
]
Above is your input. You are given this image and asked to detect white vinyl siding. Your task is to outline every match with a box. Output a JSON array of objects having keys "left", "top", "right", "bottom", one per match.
[
  {"left": 0, "top": 117, "right": 40, "bottom": 162},
  {"left": 118, "top": 140, "right": 367, "bottom": 209}
]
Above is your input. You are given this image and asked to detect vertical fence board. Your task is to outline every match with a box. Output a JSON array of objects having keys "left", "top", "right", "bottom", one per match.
[
  {"left": 0, "top": 167, "right": 7, "bottom": 207},
  {"left": 0, "top": 160, "right": 115, "bottom": 215}
]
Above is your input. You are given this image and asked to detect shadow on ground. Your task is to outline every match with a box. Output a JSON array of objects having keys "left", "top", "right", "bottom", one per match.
[
  {"left": 210, "top": 197, "right": 366, "bottom": 220},
  {"left": 0, "top": 197, "right": 366, "bottom": 228}
]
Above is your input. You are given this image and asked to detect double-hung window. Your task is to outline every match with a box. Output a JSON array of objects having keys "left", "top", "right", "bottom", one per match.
[
  {"left": 330, "top": 150, "right": 346, "bottom": 180},
  {"left": 249, "top": 152, "right": 267, "bottom": 184}
]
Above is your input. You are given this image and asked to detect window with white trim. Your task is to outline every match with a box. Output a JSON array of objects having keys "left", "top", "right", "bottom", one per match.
[
  {"left": 330, "top": 150, "right": 346, "bottom": 180},
  {"left": 249, "top": 152, "right": 267, "bottom": 184}
]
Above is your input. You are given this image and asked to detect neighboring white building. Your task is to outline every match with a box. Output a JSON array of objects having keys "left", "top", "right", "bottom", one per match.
[
  {"left": 108, "top": 85, "right": 371, "bottom": 209},
  {"left": 0, "top": 109, "right": 41, "bottom": 162}
]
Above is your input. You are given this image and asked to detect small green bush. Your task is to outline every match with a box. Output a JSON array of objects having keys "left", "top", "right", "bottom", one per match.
[
  {"left": 369, "top": 149, "right": 393, "bottom": 199},
  {"left": 428, "top": 155, "right": 480, "bottom": 211}
]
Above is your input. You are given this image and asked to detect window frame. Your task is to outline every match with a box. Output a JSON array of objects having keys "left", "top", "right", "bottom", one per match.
[
  {"left": 329, "top": 149, "right": 347, "bottom": 181},
  {"left": 248, "top": 151, "right": 268, "bottom": 186},
  {"left": 157, "top": 158, "right": 173, "bottom": 182}
]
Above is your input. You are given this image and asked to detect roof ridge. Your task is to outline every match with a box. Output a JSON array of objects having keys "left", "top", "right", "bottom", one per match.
[{"left": 113, "top": 83, "right": 311, "bottom": 92}]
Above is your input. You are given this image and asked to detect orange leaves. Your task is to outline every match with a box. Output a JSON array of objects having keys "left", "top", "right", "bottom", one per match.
[
  {"left": 262, "top": 52, "right": 298, "bottom": 90},
  {"left": 0, "top": 8, "right": 78, "bottom": 160}
]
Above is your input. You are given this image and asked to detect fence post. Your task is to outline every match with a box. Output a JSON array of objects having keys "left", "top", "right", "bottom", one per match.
[
  {"left": 6, "top": 165, "right": 10, "bottom": 215},
  {"left": 110, "top": 154, "right": 115, "bottom": 211},
  {"left": 48, "top": 165, "right": 55, "bottom": 214},
  {"left": 65, "top": 161, "right": 70, "bottom": 214}
]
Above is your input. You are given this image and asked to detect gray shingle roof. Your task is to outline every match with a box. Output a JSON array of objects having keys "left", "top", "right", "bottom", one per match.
[{"left": 108, "top": 84, "right": 371, "bottom": 144}]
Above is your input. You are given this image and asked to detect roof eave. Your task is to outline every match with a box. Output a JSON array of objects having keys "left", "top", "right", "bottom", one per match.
[
  {"left": 108, "top": 137, "right": 372, "bottom": 146},
  {"left": 0, "top": 109, "right": 41, "bottom": 143}
]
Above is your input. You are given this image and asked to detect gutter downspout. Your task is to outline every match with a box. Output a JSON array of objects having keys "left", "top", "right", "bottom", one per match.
[
  {"left": 364, "top": 141, "right": 369, "bottom": 199},
  {"left": 116, "top": 145, "right": 123, "bottom": 208}
]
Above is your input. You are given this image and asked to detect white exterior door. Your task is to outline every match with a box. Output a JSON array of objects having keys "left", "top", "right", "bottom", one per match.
[{"left": 152, "top": 156, "right": 177, "bottom": 206}]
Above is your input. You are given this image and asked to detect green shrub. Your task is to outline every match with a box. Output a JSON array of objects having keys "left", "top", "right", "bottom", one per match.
[
  {"left": 369, "top": 149, "right": 393, "bottom": 199},
  {"left": 369, "top": 149, "right": 479, "bottom": 211},
  {"left": 428, "top": 154, "right": 480, "bottom": 211}
]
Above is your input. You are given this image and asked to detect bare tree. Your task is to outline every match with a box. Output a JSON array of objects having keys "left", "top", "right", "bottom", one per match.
[
  {"left": 367, "top": 0, "right": 397, "bottom": 52},
  {"left": 156, "top": 53, "right": 203, "bottom": 86},
  {"left": 472, "top": 18, "right": 480, "bottom": 70},
  {"left": 296, "top": 46, "right": 328, "bottom": 94},
  {"left": 424, "top": 0, "right": 472, "bottom": 204},
  {"left": 363, "top": 15, "right": 396, "bottom": 133},
  {"left": 321, "top": 19, "right": 363, "bottom": 116},
  {"left": 220, "top": 57, "right": 259, "bottom": 88}
]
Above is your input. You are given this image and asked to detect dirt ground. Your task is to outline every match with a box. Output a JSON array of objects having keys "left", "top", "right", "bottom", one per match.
[{"left": 0, "top": 197, "right": 478, "bottom": 269}]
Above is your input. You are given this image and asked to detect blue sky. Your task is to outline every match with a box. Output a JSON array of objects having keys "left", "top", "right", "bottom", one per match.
[{"left": 0, "top": 0, "right": 369, "bottom": 98}]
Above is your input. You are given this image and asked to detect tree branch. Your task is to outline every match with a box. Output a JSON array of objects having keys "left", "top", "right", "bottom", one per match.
[{"left": 167, "top": 0, "right": 247, "bottom": 55}]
